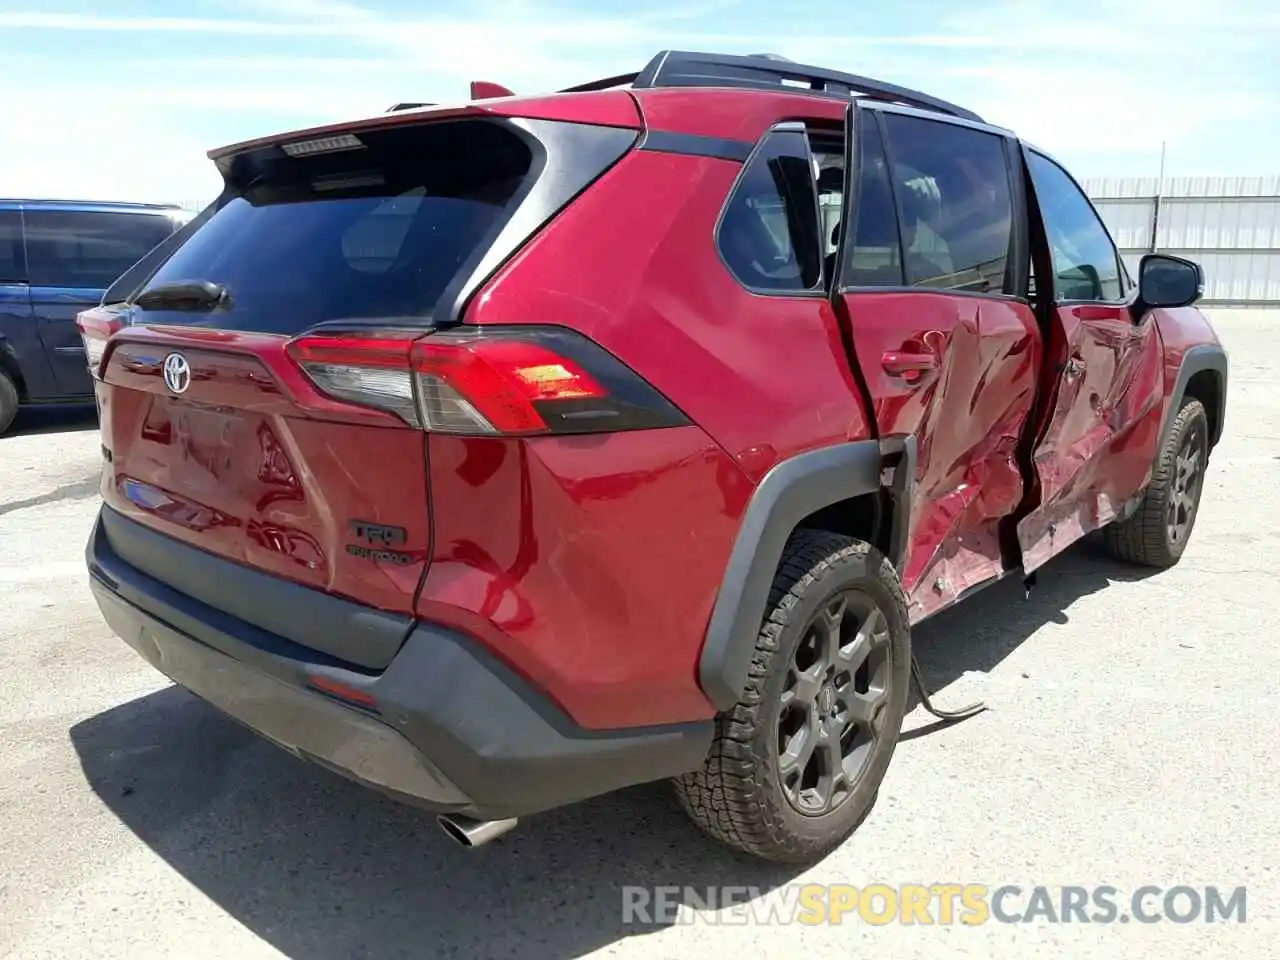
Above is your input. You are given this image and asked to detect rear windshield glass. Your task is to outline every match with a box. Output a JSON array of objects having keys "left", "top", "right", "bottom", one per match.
[{"left": 131, "top": 119, "right": 534, "bottom": 333}]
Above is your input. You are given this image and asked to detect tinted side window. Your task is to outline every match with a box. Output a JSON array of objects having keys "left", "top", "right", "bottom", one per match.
[
  {"left": 0, "top": 211, "right": 24, "bottom": 284},
  {"left": 1026, "top": 151, "right": 1123, "bottom": 302},
  {"left": 25, "top": 211, "right": 175, "bottom": 289},
  {"left": 881, "top": 113, "right": 1014, "bottom": 295},
  {"left": 842, "top": 116, "right": 904, "bottom": 286},
  {"left": 718, "top": 129, "right": 821, "bottom": 293}
]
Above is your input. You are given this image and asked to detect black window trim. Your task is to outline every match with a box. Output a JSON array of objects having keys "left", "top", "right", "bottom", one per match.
[
  {"left": 805, "top": 125, "right": 845, "bottom": 292},
  {"left": 712, "top": 121, "right": 829, "bottom": 300},
  {"left": 834, "top": 101, "right": 1030, "bottom": 306},
  {"left": 1020, "top": 142, "right": 1135, "bottom": 309},
  {"left": 867, "top": 100, "right": 1016, "bottom": 138},
  {"left": 0, "top": 205, "right": 28, "bottom": 286},
  {"left": 872, "top": 107, "right": 909, "bottom": 289}
]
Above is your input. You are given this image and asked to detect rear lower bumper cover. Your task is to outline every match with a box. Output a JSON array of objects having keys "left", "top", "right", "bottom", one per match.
[{"left": 86, "top": 508, "right": 713, "bottom": 820}]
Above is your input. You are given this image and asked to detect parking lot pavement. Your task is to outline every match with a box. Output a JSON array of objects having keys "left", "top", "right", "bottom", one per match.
[{"left": 2, "top": 311, "right": 1278, "bottom": 960}]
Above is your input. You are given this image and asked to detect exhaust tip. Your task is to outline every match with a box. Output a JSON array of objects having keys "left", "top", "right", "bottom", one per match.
[{"left": 437, "top": 814, "right": 519, "bottom": 848}]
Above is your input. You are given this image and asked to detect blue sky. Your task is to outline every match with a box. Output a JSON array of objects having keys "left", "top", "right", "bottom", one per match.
[{"left": 2, "top": 0, "right": 1278, "bottom": 203}]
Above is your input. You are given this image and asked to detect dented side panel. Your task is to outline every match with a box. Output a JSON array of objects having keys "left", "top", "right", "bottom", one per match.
[
  {"left": 838, "top": 291, "right": 1042, "bottom": 622},
  {"left": 1017, "top": 305, "right": 1164, "bottom": 572}
]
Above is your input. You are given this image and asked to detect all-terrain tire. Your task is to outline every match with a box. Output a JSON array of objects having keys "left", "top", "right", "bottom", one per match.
[
  {"left": 674, "top": 530, "right": 912, "bottom": 863},
  {"left": 1102, "top": 397, "right": 1210, "bottom": 568},
  {"left": 0, "top": 371, "right": 19, "bottom": 436}
]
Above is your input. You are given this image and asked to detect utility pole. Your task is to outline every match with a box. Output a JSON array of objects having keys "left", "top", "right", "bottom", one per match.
[{"left": 1150, "top": 140, "right": 1167, "bottom": 253}]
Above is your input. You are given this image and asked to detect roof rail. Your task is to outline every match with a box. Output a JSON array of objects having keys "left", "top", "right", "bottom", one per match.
[
  {"left": 560, "top": 50, "right": 983, "bottom": 123},
  {"left": 386, "top": 102, "right": 435, "bottom": 112},
  {"left": 559, "top": 71, "right": 641, "bottom": 93}
]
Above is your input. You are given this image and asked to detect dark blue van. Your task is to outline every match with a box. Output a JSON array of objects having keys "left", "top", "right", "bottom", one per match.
[{"left": 0, "top": 199, "right": 191, "bottom": 434}]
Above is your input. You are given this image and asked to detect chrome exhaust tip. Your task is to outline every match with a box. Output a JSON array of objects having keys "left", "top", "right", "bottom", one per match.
[{"left": 437, "top": 813, "right": 519, "bottom": 848}]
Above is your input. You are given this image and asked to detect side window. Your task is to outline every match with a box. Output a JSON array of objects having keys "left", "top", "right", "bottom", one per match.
[
  {"left": 880, "top": 113, "right": 1015, "bottom": 295},
  {"left": 24, "top": 211, "right": 176, "bottom": 289},
  {"left": 842, "top": 115, "right": 905, "bottom": 286},
  {"left": 1026, "top": 151, "right": 1123, "bottom": 302},
  {"left": 0, "top": 211, "right": 24, "bottom": 284},
  {"left": 718, "top": 129, "right": 822, "bottom": 293}
]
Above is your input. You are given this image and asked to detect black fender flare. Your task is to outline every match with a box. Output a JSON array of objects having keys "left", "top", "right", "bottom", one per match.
[
  {"left": 1158, "top": 343, "right": 1228, "bottom": 454},
  {"left": 698, "top": 437, "right": 916, "bottom": 711}
]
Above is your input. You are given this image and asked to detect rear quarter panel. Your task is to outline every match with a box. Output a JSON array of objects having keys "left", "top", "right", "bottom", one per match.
[
  {"left": 418, "top": 428, "right": 755, "bottom": 730},
  {"left": 439, "top": 126, "right": 874, "bottom": 728},
  {"left": 466, "top": 147, "right": 873, "bottom": 478}
]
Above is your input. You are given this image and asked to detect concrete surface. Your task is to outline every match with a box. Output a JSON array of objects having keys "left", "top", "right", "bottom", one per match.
[{"left": 1, "top": 310, "right": 1277, "bottom": 959}]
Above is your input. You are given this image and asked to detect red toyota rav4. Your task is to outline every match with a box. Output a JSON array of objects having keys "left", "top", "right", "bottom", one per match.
[{"left": 80, "top": 51, "right": 1227, "bottom": 863}]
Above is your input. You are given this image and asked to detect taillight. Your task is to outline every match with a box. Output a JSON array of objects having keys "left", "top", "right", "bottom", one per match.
[
  {"left": 286, "top": 325, "right": 688, "bottom": 436},
  {"left": 76, "top": 310, "right": 126, "bottom": 377}
]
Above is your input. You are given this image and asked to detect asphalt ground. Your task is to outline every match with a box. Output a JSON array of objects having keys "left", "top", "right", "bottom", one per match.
[{"left": 2, "top": 309, "right": 1277, "bottom": 958}]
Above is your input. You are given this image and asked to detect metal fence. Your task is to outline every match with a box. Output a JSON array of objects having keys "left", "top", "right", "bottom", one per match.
[{"left": 1084, "top": 175, "right": 1280, "bottom": 307}]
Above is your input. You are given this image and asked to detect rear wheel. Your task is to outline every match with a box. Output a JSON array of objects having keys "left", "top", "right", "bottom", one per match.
[
  {"left": 674, "top": 530, "right": 911, "bottom": 863},
  {"left": 0, "top": 371, "right": 19, "bottom": 436},
  {"left": 1103, "top": 397, "right": 1209, "bottom": 568}
]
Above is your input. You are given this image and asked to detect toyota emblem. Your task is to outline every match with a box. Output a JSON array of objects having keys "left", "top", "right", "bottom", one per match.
[{"left": 162, "top": 353, "right": 191, "bottom": 394}]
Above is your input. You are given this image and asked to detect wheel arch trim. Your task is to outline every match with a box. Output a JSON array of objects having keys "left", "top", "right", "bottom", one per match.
[
  {"left": 698, "top": 438, "right": 914, "bottom": 712},
  {"left": 1161, "top": 344, "right": 1228, "bottom": 453}
]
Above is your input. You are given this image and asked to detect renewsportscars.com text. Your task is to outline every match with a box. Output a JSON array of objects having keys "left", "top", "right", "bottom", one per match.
[{"left": 621, "top": 883, "right": 1247, "bottom": 926}]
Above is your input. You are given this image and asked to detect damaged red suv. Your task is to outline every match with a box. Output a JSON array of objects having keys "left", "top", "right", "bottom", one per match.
[{"left": 81, "top": 50, "right": 1228, "bottom": 863}]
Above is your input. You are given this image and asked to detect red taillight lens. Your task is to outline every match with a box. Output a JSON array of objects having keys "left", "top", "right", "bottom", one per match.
[
  {"left": 286, "top": 325, "right": 687, "bottom": 436},
  {"left": 76, "top": 310, "right": 126, "bottom": 376},
  {"left": 412, "top": 338, "right": 607, "bottom": 434}
]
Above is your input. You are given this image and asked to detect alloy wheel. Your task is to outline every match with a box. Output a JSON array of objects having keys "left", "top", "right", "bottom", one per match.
[
  {"left": 776, "top": 590, "right": 893, "bottom": 817},
  {"left": 1168, "top": 421, "right": 1206, "bottom": 547}
]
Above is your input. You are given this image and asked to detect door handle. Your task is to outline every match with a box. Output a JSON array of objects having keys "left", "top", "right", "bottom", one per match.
[
  {"left": 882, "top": 330, "right": 945, "bottom": 383},
  {"left": 881, "top": 351, "right": 939, "bottom": 376}
]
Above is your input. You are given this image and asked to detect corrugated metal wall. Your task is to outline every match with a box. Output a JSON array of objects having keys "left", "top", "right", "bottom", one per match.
[{"left": 1085, "top": 176, "right": 1280, "bottom": 306}]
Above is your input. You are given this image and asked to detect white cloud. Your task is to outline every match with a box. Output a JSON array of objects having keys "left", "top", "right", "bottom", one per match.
[
  {"left": 1, "top": 0, "right": 1275, "bottom": 198},
  {"left": 0, "top": 103, "right": 222, "bottom": 204}
]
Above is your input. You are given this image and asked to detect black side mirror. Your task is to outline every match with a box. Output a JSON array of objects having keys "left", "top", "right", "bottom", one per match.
[{"left": 1138, "top": 253, "right": 1204, "bottom": 310}]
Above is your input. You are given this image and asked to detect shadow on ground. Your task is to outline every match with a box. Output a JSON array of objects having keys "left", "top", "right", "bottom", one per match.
[
  {"left": 70, "top": 538, "right": 1158, "bottom": 960},
  {"left": 0, "top": 472, "right": 100, "bottom": 517},
  {"left": 902, "top": 537, "right": 1158, "bottom": 740},
  {"left": 5, "top": 403, "right": 98, "bottom": 438}
]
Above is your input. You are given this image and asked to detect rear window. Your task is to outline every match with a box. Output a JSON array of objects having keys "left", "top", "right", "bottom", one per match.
[
  {"left": 25, "top": 210, "right": 176, "bottom": 289},
  {"left": 131, "top": 119, "right": 536, "bottom": 334}
]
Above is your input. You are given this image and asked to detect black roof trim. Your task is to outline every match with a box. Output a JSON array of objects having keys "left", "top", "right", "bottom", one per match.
[
  {"left": 559, "top": 72, "right": 641, "bottom": 93},
  {"left": 560, "top": 49, "right": 983, "bottom": 123}
]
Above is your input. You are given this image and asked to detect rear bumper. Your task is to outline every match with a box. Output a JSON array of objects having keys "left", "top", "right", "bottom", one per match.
[{"left": 87, "top": 507, "right": 713, "bottom": 820}]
